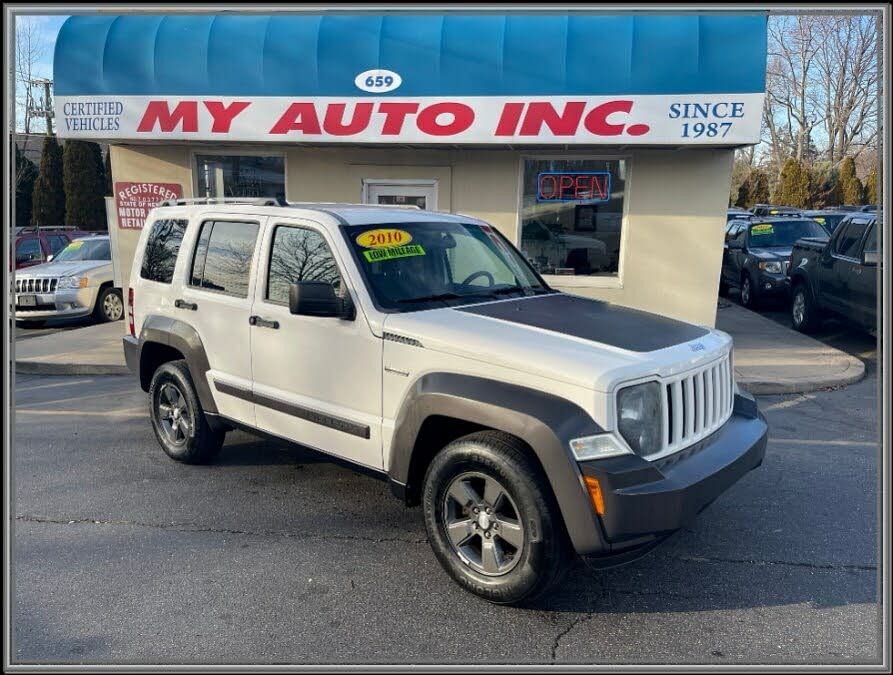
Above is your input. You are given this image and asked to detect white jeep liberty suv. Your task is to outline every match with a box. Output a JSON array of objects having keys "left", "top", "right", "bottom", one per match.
[{"left": 125, "top": 199, "right": 767, "bottom": 605}]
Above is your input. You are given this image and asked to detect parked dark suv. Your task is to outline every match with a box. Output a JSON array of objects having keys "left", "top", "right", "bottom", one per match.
[{"left": 720, "top": 217, "right": 828, "bottom": 308}]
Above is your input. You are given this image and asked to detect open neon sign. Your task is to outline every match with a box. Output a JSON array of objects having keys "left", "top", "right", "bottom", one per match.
[{"left": 536, "top": 172, "right": 611, "bottom": 203}]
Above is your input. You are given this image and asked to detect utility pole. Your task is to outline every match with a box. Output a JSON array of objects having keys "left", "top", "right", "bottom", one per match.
[{"left": 26, "top": 77, "right": 54, "bottom": 136}]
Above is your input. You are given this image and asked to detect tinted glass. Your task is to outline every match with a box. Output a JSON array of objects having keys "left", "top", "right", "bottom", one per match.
[
  {"left": 189, "top": 221, "right": 259, "bottom": 297},
  {"left": 520, "top": 158, "right": 626, "bottom": 277},
  {"left": 267, "top": 227, "right": 341, "bottom": 304},
  {"left": 16, "top": 237, "right": 43, "bottom": 261},
  {"left": 140, "top": 219, "right": 187, "bottom": 283},
  {"left": 863, "top": 223, "right": 877, "bottom": 253},
  {"left": 343, "top": 221, "right": 550, "bottom": 312},
  {"left": 54, "top": 238, "right": 110, "bottom": 262},
  {"left": 47, "top": 235, "right": 69, "bottom": 254},
  {"left": 835, "top": 220, "right": 869, "bottom": 258},
  {"left": 747, "top": 220, "right": 826, "bottom": 248}
]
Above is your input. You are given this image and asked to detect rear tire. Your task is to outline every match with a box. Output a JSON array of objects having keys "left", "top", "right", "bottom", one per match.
[
  {"left": 422, "top": 431, "right": 571, "bottom": 605},
  {"left": 791, "top": 282, "right": 819, "bottom": 333},
  {"left": 148, "top": 360, "right": 224, "bottom": 464}
]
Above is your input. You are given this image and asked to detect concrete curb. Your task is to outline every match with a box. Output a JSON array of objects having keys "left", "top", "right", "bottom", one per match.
[
  {"left": 15, "top": 361, "right": 130, "bottom": 376},
  {"left": 737, "top": 358, "right": 865, "bottom": 395}
]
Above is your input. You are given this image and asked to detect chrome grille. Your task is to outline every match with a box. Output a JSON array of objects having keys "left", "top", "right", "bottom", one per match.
[
  {"left": 658, "top": 353, "right": 734, "bottom": 457},
  {"left": 15, "top": 278, "right": 57, "bottom": 293}
]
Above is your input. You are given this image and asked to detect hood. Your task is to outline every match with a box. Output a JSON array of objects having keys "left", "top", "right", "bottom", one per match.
[
  {"left": 16, "top": 260, "right": 110, "bottom": 278},
  {"left": 749, "top": 246, "right": 792, "bottom": 260},
  {"left": 383, "top": 294, "right": 729, "bottom": 392}
]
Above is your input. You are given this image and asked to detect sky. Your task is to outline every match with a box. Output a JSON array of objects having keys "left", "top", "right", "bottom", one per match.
[{"left": 18, "top": 14, "right": 68, "bottom": 81}]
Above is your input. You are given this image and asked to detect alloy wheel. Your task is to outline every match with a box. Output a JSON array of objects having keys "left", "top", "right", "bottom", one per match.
[
  {"left": 741, "top": 277, "right": 751, "bottom": 305},
  {"left": 442, "top": 471, "right": 525, "bottom": 576},
  {"left": 792, "top": 290, "right": 806, "bottom": 327},
  {"left": 157, "top": 383, "right": 192, "bottom": 445},
  {"left": 103, "top": 292, "right": 124, "bottom": 321}
]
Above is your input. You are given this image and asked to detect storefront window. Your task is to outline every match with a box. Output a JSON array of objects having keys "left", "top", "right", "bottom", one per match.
[
  {"left": 195, "top": 154, "right": 285, "bottom": 200},
  {"left": 519, "top": 158, "right": 626, "bottom": 277}
]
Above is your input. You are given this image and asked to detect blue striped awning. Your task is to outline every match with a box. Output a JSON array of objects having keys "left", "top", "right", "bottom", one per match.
[{"left": 54, "top": 13, "right": 767, "bottom": 97}]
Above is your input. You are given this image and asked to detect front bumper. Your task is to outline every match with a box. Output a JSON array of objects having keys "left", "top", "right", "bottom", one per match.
[
  {"left": 14, "top": 287, "right": 97, "bottom": 320},
  {"left": 755, "top": 272, "right": 790, "bottom": 297},
  {"left": 579, "top": 389, "right": 767, "bottom": 556}
]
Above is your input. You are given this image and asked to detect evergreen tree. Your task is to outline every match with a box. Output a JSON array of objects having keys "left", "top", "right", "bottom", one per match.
[
  {"left": 63, "top": 140, "right": 107, "bottom": 230},
  {"left": 864, "top": 164, "right": 880, "bottom": 206},
  {"left": 750, "top": 169, "right": 770, "bottom": 206},
  {"left": 15, "top": 145, "right": 38, "bottom": 229},
  {"left": 772, "top": 158, "right": 811, "bottom": 208},
  {"left": 839, "top": 157, "right": 863, "bottom": 205},
  {"left": 104, "top": 149, "right": 113, "bottom": 196},
  {"left": 31, "top": 135, "right": 66, "bottom": 228}
]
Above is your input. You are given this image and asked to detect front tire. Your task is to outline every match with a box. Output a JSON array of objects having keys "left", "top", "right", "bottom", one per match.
[
  {"left": 148, "top": 360, "right": 224, "bottom": 464},
  {"left": 791, "top": 283, "right": 819, "bottom": 333},
  {"left": 740, "top": 274, "right": 759, "bottom": 309},
  {"left": 422, "top": 431, "right": 571, "bottom": 605},
  {"left": 94, "top": 286, "right": 124, "bottom": 322}
]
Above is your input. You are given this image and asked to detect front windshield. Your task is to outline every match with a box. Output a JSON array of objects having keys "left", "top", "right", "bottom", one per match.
[
  {"left": 53, "top": 238, "right": 110, "bottom": 262},
  {"left": 747, "top": 220, "right": 827, "bottom": 248},
  {"left": 343, "top": 222, "right": 551, "bottom": 311}
]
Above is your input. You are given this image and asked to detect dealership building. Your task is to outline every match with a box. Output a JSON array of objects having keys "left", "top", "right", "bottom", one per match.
[{"left": 54, "top": 12, "right": 767, "bottom": 326}]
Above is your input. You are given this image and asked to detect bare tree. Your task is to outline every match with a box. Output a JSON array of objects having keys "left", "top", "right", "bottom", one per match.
[
  {"left": 812, "top": 14, "right": 879, "bottom": 164},
  {"left": 15, "top": 17, "right": 48, "bottom": 134}
]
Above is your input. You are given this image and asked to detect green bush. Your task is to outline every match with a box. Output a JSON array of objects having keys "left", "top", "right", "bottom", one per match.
[{"left": 15, "top": 145, "right": 38, "bottom": 228}]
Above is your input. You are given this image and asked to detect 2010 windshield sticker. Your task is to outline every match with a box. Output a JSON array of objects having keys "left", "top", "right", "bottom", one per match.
[
  {"left": 356, "top": 229, "right": 413, "bottom": 249},
  {"left": 751, "top": 223, "right": 774, "bottom": 235},
  {"left": 362, "top": 244, "right": 426, "bottom": 263}
]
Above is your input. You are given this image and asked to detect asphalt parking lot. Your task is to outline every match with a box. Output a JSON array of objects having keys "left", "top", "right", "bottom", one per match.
[{"left": 12, "top": 358, "right": 880, "bottom": 665}]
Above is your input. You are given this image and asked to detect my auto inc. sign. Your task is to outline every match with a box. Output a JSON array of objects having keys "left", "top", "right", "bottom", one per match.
[{"left": 56, "top": 94, "right": 762, "bottom": 145}]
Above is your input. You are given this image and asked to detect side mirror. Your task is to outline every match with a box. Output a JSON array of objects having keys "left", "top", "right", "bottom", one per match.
[
  {"left": 727, "top": 240, "right": 743, "bottom": 250},
  {"left": 46, "top": 254, "right": 54, "bottom": 262},
  {"left": 862, "top": 250, "right": 878, "bottom": 267},
  {"left": 288, "top": 281, "right": 355, "bottom": 320}
]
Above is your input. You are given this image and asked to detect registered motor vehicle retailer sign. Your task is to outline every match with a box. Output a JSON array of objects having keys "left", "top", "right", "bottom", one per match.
[
  {"left": 115, "top": 182, "right": 183, "bottom": 229},
  {"left": 57, "top": 94, "right": 763, "bottom": 145}
]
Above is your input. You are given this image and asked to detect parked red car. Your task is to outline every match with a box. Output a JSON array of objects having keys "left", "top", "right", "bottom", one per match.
[{"left": 13, "top": 227, "right": 94, "bottom": 270}]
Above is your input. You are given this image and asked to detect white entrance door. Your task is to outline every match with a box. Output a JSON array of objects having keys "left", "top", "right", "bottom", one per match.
[{"left": 364, "top": 180, "right": 438, "bottom": 211}]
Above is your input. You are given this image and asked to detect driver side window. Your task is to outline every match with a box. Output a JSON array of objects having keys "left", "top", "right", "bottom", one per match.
[{"left": 266, "top": 225, "right": 342, "bottom": 305}]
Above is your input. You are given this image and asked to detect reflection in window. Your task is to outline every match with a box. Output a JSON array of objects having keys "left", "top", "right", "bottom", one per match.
[
  {"left": 267, "top": 227, "right": 341, "bottom": 304},
  {"left": 16, "top": 237, "right": 43, "bottom": 262},
  {"left": 140, "top": 219, "right": 187, "bottom": 283},
  {"left": 195, "top": 154, "right": 285, "bottom": 200},
  {"left": 519, "top": 159, "right": 626, "bottom": 277},
  {"left": 189, "top": 221, "right": 259, "bottom": 297}
]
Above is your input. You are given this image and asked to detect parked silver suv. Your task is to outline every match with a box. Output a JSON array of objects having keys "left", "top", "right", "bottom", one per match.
[{"left": 14, "top": 235, "right": 123, "bottom": 327}]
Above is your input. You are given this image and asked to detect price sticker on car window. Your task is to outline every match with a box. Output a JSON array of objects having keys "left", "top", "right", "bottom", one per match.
[
  {"left": 356, "top": 229, "right": 413, "bottom": 249},
  {"left": 67, "top": 240, "right": 84, "bottom": 250},
  {"left": 751, "top": 223, "right": 774, "bottom": 235}
]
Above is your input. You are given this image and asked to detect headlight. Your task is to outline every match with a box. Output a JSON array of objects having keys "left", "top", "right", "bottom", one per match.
[
  {"left": 58, "top": 276, "right": 88, "bottom": 289},
  {"left": 758, "top": 261, "right": 783, "bottom": 273},
  {"left": 616, "top": 381, "right": 663, "bottom": 457}
]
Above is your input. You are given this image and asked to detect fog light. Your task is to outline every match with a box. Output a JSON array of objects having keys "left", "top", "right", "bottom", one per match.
[{"left": 583, "top": 476, "right": 605, "bottom": 515}]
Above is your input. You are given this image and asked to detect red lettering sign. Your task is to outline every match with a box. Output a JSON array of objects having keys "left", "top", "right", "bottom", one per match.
[
  {"left": 536, "top": 172, "right": 610, "bottom": 202},
  {"left": 115, "top": 182, "right": 182, "bottom": 229}
]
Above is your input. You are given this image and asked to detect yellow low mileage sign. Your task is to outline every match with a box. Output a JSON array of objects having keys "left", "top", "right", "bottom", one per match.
[{"left": 356, "top": 229, "right": 413, "bottom": 249}]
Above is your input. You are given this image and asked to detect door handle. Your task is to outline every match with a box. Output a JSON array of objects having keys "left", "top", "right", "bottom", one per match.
[
  {"left": 249, "top": 315, "right": 279, "bottom": 329},
  {"left": 174, "top": 299, "right": 198, "bottom": 311}
]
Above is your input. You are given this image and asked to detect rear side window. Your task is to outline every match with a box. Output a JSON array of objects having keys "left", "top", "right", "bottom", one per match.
[
  {"left": 862, "top": 223, "right": 877, "bottom": 254},
  {"left": 189, "top": 220, "right": 259, "bottom": 297},
  {"left": 47, "top": 235, "right": 69, "bottom": 254},
  {"left": 834, "top": 220, "right": 869, "bottom": 258},
  {"left": 140, "top": 219, "right": 187, "bottom": 283},
  {"left": 16, "top": 237, "right": 43, "bottom": 262}
]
